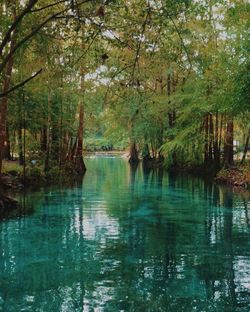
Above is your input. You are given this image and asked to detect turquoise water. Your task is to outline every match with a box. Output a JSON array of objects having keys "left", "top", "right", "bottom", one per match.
[{"left": 0, "top": 157, "right": 250, "bottom": 311}]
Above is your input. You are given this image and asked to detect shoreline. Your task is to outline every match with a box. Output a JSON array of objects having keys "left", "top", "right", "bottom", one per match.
[
  {"left": 215, "top": 166, "right": 250, "bottom": 189},
  {"left": 1, "top": 157, "right": 250, "bottom": 218}
]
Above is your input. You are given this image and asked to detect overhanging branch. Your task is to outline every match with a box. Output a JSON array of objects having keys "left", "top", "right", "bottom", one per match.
[
  {"left": 0, "top": 0, "right": 93, "bottom": 74},
  {"left": 0, "top": 0, "right": 39, "bottom": 57},
  {"left": 160, "top": 1, "right": 192, "bottom": 78},
  {"left": 0, "top": 69, "right": 42, "bottom": 98},
  {"left": 30, "top": 0, "right": 67, "bottom": 13}
]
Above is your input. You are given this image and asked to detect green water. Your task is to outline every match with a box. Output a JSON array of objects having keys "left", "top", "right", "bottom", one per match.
[{"left": 0, "top": 157, "right": 250, "bottom": 311}]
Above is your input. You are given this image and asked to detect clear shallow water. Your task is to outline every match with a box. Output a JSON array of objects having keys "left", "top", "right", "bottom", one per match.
[{"left": 0, "top": 157, "right": 250, "bottom": 312}]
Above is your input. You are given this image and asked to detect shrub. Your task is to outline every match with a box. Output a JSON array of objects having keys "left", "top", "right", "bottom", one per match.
[{"left": 45, "top": 166, "right": 61, "bottom": 181}]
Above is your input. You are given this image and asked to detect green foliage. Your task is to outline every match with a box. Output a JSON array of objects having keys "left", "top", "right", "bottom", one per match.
[
  {"left": 2, "top": 161, "right": 22, "bottom": 175},
  {"left": 25, "top": 166, "right": 44, "bottom": 180},
  {"left": 0, "top": 0, "right": 249, "bottom": 173},
  {"left": 45, "top": 166, "right": 61, "bottom": 181}
]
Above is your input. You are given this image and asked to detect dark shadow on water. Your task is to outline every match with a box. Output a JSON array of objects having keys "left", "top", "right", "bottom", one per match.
[
  {"left": 128, "top": 162, "right": 139, "bottom": 191},
  {"left": 0, "top": 175, "right": 85, "bottom": 221}
]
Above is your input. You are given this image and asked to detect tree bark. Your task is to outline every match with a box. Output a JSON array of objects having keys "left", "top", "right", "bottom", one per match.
[
  {"left": 44, "top": 88, "right": 51, "bottom": 172},
  {"left": 142, "top": 143, "right": 150, "bottom": 161},
  {"left": 71, "top": 64, "right": 86, "bottom": 174},
  {"left": 204, "top": 114, "right": 209, "bottom": 166},
  {"left": 0, "top": 0, "right": 38, "bottom": 58},
  {"left": 18, "top": 124, "right": 24, "bottom": 166},
  {"left": 0, "top": 6, "right": 16, "bottom": 173},
  {"left": 241, "top": 128, "right": 250, "bottom": 164},
  {"left": 129, "top": 141, "right": 139, "bottom": 165},
  {"left": 224, "top": 117, "right": 234, "bottom": 167},
  {"left": 213, "top": 112, "right": 220, "bottom": 169},
  {"left": 167, "top": 72, "right": 177, "bottom": 166},
  {"left": 73, "top": 101, "right": 86, "bottom": 174},
  {"left": 40, "top": 127, "right": 47, "bottom": 151},
  {"left": 208, "top": 113, "right": 214, "bottom": 163},
  {"left": 3, "top": 126, "right": 11, "bottom": 160}
]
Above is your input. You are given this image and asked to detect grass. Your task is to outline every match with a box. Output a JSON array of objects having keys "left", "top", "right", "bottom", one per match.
[{"left": 2, "top": 160, "right": 23, "bottom": 174}]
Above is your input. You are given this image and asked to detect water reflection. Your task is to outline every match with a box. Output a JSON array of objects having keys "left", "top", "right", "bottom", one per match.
[{"left": 0, "top": 158, "right": 250, "bottom": 311}]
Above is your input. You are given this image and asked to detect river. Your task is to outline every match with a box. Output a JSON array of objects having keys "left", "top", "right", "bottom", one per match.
[{"left": 0, "top": 157, "right": 249, "bottom": 311}]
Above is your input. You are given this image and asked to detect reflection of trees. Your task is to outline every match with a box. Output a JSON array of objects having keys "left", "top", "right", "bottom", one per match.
[
  {"left": 0, "top": 159, "right": 250, "bottom": 311},
  {"left": 128, "top": 162, "right": 138, "bottom": 191},
  {"left": 223, "top": 190, "right": 237, "bottom": 306},
  {"left": 243, "top": 198, "right": 250, "bottom": 229},
  {"left": 197, "top": 184, "right": 237, "bottom": 309}
]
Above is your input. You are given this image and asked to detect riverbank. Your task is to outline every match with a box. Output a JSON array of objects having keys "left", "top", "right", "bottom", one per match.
[
  {"left": 141, "top": 156, "right": 250, "bottom": 190},
  {"left": 1, "top": 157, "right": 250, "bottom": 218},
  {"left": 215, "top": 165, "right": 250, "bottom": 189},
  {"left": 0, "top": 194, "right": 19, "bottom": 218},
  {"left": 0, "top": 160, "right": 86, "bottom": 217},
  {"left": 1, "top": 160, "right": 86, "bottom": 190}
]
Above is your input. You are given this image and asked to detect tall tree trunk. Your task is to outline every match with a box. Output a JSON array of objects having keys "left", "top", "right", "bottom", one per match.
[
  {"left": 241, "top": 128, "right": 250, "bottom": 164},
  {"left": 157, "top": 126, "right": 164, "bottom": 160},
  {"left": 40, "top": 126, "right": 47, "bottom": 152},
  {"left": 213, "top": 112, "right": 220, "bottom": 169},
  {"left": 142, "top": 142, "right": 150, "bottom": 161},
  {"left": 63, "top": 130, "right": 70, "bottom": 162},
  {"left": 167, "top": 72, "right": 177, "bottom": 166},
  {"left": 17, "top": 93, "right": 24, "bottom": 165},
  {"left": 51, "top": 122, "right": 60, "bottom": 162},
  {"left": 171, "top": 73, "right": 177, "bottom": 166},
  {"left": 72, "top": 67, "right": 86, "bottom": 174},
  {"left": 167, "top": 72, "right": 172, "bottom": 126},
  {"left": 11, "top": 130, "right": 15, "bottom": 160},
  {"left": 59, "top": 83, "right": 63, "bottom": 169},
  {"left": 224, "top": 117, "right": 234, "bottom": 167},
  {"left": 151, "top": 140, "right": 156, "bottom": 159},
  {"left": 18, "top": 124, "right": 24, "bottom": 166},
  {"left": 73, "top": 101, "right": 86, "bottom": 174},
  {"left": 44, "top": 88, "right": 51, "bottom": 172},
  {"left": 0, "top": 7, "right": 16, "bottom": 172},
  {"left": 208, "top": 113, "right": 214, "bottom": 163},
  {"left": 218, "top": 114, "right": 224, "bottom": 153},
  {"left": 204, "top": 114, "right": 209, "bottom": 166},
  {"left": 3, "top": 126, "right": 11, "bottom": 160},
  {"left": 129, "top": 141, "right": 139, "bottom": 165}
]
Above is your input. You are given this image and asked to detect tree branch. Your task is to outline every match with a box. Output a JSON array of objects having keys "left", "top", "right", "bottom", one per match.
[
  {"left": 30, "top": 0, "right": 67, "bottom": 13},
  {"left": 160, "top": 1, "right": 192, "bottom": 77},
  {"left": 0, "top": 0, "right": 39, "bottom": 57},
  {"left": 0, "top": 0, "right": 93, "bottom": 74},
  {"left": 0, "top": 69, "right": 42, "bottom": 98},
  {"left": 131, "top": 7, "right": 150, "bottom": 84}
]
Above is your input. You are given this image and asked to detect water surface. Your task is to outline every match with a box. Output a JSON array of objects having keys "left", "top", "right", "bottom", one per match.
[{"left": 0, "top": 157, "right": 250, "bottom": 311}]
